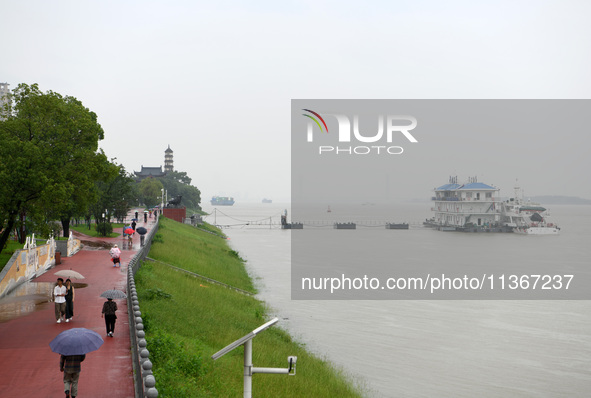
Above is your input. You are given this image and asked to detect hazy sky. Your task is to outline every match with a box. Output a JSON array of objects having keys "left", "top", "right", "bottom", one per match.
[{"left": 2, "top": 0, "right": 590, "bottom": 203}]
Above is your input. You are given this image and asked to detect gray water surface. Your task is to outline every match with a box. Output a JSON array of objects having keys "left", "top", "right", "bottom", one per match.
[{"left": 206, "top": 203, "right": 591, "bottom": 397}]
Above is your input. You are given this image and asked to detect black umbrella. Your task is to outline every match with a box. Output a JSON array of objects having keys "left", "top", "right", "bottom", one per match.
[{"left": 136, "top": 226, "right": 148, "bottom": 235}]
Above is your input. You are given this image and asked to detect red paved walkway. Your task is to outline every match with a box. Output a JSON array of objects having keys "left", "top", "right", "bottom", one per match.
[{"left": 0, "top": 212, "right": 156, "bottom": 398}]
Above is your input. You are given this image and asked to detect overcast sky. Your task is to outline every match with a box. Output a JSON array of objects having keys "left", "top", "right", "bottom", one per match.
[{"left": 2, "top": 0, "right": 590, "bottom": 203}]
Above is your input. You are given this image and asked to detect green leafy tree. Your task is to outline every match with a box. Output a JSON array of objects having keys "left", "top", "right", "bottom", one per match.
[
  {"left": 88, "top": 161, "right": 136, "bottom": 236},
  {"left": 139, "top": 178, "right": 164, "bottom": 208},
  {"left": 160, "top": 171, "right": 202, "bottom": 210},
  {"left": 0, "top": 83, "right": 105, "bottom": 252}
]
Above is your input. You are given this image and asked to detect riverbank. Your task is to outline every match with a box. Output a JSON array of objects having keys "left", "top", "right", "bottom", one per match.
[{"left": 135, "top": 217, "right": 365, "bottom": 397}]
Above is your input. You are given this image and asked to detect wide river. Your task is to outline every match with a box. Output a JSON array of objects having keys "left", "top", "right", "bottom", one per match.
[{"left": 202, "top": 202, "right": 591, "bottom": 397}]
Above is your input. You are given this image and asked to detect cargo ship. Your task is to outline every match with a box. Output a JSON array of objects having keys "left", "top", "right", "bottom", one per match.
[{"left": 210, "top": 196, "right": 235, "bottom": 206}]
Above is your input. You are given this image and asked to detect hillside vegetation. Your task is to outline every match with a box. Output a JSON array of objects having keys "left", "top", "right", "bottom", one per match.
[{"left": 135, "top": 217, "right": 365, "bottom": 397}]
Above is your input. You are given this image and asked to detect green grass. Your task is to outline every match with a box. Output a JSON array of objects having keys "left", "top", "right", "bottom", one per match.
[
  {"left": 0, "top": 241, "right": 24, "bottom": 272},
  {"left": 135, "top": 218, "right": 365, "bottom": 398},
  {"left": 147, "top": 219, "right": 252, "bottom": 292},
  {"left": 69, "top": 223, "right": 124, "bottom": 238}
]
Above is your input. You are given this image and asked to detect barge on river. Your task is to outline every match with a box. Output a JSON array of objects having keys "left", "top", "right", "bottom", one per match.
[{"left": 428, "top": 176, "right": 559, "bottom": 234}]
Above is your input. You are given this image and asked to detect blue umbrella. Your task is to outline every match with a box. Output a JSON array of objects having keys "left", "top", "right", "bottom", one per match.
[{"left": 49, "top": 328, "right": 104, "bottom": 355}]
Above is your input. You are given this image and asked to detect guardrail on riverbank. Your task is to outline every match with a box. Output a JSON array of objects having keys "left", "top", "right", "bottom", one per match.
[{"left": 126, "top": 222, "right": 159, "bottom": 398}]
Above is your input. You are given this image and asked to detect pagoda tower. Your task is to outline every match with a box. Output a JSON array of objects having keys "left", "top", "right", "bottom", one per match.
[{"left": 164, "top": 145, "right": 174, "bottom": 173}]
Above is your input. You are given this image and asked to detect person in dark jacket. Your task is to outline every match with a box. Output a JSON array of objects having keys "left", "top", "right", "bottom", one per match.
[
  {"left": 64, "top": 279, "right": 75, "bottom": 322},
  {"left": 60, "top": 353, "right": 85, "bottom": 398},
  {"left": 101, "top": 298, "right": 118, "bottom": 337}
]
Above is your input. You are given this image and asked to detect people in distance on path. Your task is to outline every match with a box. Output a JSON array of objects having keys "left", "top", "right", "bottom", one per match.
[
  {"left": 60, "top": 353, "right": 85, "bottom": 398},
  {"left": 135, "top": 211, "right": 138, "bottom": 220},
  {"left": 53, "top": 278, "right": 67, "bottom": 323},
  {"left": 64, "top": 279, "right": 75, "bottom": 322},
  {"left": 131, "top": 220, "right": 137, "bottom": 231},
  {"left": 109, "top": 244, "right": 121, "bottom": 267},
  {"left": 101, "top": 298, "right": 118, "bottom": 337},
  {"left": 144, "top": 212, "right": 147, "bottom": 223}
]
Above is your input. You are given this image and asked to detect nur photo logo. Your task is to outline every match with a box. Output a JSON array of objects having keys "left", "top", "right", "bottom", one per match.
[{"left": 301, "top": 109, "right": 418, "bottom": 155}]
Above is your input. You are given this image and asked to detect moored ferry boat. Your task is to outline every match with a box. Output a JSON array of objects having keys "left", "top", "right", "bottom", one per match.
[
  {"left": 429, "top": 177, "right": 559, "bottom": 234},
  {"left": 430, "top": 176, "right": 508, "bottom": 232}
]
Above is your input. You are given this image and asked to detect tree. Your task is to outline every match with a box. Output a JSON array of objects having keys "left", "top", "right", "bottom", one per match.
[
  {"left": 90, "top": 161, "right": 135, "bottom": 225},
  {"left": 138, "top": 178, "right": 164, "bottom": 208},
  {"left": 0, "top": 83, "right": 105, "bottom": 253},
  {"left": 160, "top": 171, "right": 202, "bottom": 210}
]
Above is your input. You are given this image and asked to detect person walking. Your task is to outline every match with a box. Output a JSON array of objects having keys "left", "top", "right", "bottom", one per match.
[
  {"left": 101, "top": 298, "right": 118, "bottom": 337},
  {"left": 64, "top": 279, "right": 75, "bottom": 322},
  {"left": 53, "top": 278, "right": 67, "bottom": 323},
  {"left": 109, "top": 244, "right": 121, "bottom": 267},
  {"left": 60, "top": 353, "right": 85, "bottom": 398}
]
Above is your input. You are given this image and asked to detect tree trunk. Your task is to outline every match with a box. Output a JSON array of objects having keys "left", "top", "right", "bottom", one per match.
[
  {"left": 61, "top": 217, "right": 71, "bottom": 238},
  {"left": 0, "top": 215, "right": 17, "bottom": 256},
  {"left": 18, "top": 211, "right": 26, "bottom": 244}
]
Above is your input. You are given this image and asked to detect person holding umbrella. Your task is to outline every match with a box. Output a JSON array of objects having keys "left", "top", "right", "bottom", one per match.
[
  {"left": 60, "top": 353, "right": 85, "bottom": 398},
  {"left": 136, "top": 226, "right": 147, "bottom": 246},
  {"left": 50, "top": 328, "right": 103, "bottom": 398}
]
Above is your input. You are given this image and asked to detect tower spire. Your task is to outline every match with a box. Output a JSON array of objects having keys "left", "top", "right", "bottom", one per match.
[{"left": 164, "top": 145, "right": 173, "bottom": 173}]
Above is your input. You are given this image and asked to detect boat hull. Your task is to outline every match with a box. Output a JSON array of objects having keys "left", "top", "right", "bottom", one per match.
[{"left": 514, "top": 227, "right": 560, "bottom": 235}]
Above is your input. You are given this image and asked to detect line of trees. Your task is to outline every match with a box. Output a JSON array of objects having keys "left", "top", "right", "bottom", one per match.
[
  {"left": 136, "top": 170, "right": 202, "bottom": 211},
  {"left": 0, "top": 83, "right": 201, "bottom": 256}
]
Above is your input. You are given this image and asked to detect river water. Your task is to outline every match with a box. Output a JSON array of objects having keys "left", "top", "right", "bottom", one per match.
[{"left": 203, "top": 203, "right": 591, "bottom": 398}]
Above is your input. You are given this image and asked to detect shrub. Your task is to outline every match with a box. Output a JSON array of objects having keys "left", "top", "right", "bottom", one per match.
[{"left": 95, "top": 222, "right": 113, "bottom": 237}]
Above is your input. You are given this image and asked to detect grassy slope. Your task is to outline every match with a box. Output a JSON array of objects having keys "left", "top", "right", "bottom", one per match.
[
  {"left": 0, "top": 241, "right": 23, "bottom": 273},
  {"left": 135, "top": 218, "right": 364, "bottom": 397}
]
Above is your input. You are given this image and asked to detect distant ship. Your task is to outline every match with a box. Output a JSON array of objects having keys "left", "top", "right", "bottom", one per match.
[
  {"left": 210, "top": 196, "right": 235, "bottom": 206},
  {"left": 262, "top": 198, "right": 272, "bottom": 204}
]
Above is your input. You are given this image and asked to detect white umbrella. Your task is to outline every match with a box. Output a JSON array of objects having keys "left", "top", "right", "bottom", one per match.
[
  {"left": 54, "top": 269, "right": 85, "bottom": 280},
  {"left": 100, "top": 289, "right": 127, "bottom": 299}
]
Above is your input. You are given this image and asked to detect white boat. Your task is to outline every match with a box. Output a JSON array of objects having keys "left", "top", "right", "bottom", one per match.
[
  {"left": 430, "top": 177, "right": 560, "bottom": 235},
  {"left": 501, "top": 185, "right": 560, "bottom": 235}
]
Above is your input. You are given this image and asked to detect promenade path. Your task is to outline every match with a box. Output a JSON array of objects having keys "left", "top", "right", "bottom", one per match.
[{"left": 0, "top": 212, "right": 156, "bottom": 398}]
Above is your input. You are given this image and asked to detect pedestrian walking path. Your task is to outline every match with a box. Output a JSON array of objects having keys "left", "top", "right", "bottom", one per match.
[{"left": 0, "top": 212, "right": 156, "bottom": 398}]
